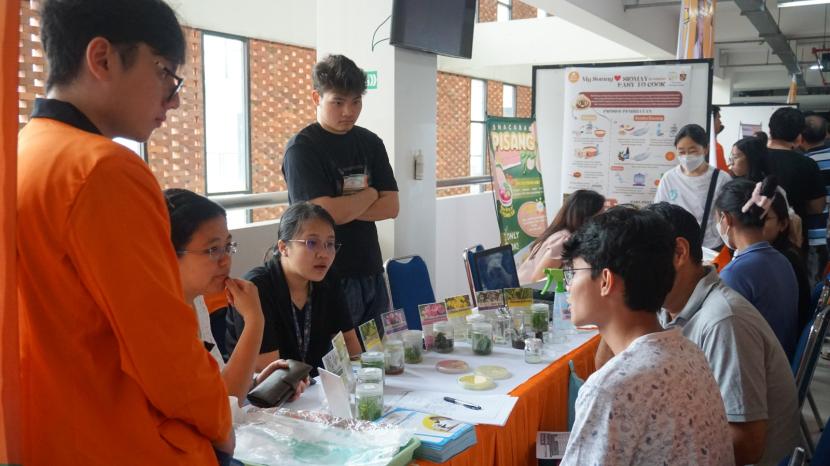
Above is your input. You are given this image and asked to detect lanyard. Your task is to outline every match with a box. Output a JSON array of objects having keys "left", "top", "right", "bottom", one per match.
[{"left": 291, "top": 297, "right": 313, "bottom": 363}]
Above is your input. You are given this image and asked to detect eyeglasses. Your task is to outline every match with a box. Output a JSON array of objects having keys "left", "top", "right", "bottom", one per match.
[
  {"left": 287, "top": 239, "right": 342, "bottom": 254},
  {"left": 178, "top": 241, "right": 238, "bottom": 261},
  {"left": 563, "top": 266, "right": 593, "bottom": 286},
  {"left": 155, "top": 61, "right": 184, "bottom": 102},
  {"left": 727, "top": 154, "right": 745, "bottom": 165}
]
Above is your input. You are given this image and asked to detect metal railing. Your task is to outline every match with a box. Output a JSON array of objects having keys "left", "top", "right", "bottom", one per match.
[{"left": 208, "top": 176, "right": 493, "bottom": 210}]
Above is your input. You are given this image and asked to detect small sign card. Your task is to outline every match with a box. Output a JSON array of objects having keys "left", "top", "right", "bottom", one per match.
[
  {"left": 380, "top": 309, "right": 408, "bottom": 335},
  {"left": 418, "top": 302, "right": 449, "bottom": 327},
  {"left": 504, "top": 287, "right": 533, "bottom": 309},
  {"left": 331, "top": 331, "right": 353, "bottom": 388},
  {"left": 475, "top": 290, "right": 504, "bottom": 311},
  {"left": 445, "top": 295, "right": 473, "bottom": 319},
  {"left": 358, "top": 319, "right": 383, "bottom": 351}
]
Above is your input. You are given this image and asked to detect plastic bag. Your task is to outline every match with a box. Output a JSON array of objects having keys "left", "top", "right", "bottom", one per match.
[{"left": 234, "top": 408, "right": 414, "bottom": 466}]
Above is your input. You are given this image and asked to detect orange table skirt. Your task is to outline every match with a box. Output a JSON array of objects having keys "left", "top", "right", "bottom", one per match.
[{"left": 418, "top": 335, "right": 600, "bottom": 466}]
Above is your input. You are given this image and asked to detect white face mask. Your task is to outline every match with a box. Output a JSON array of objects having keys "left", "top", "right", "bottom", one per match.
[
  {"left": 716, "top": 214, "right": 735, "bottom": 250},
  {"left": 679, "top": 154, "right": 705, "bottom": 173}
]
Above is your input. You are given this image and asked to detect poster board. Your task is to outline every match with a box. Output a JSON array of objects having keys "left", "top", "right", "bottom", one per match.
[
  {"left": 717, "top": 103, "right": 798, "bottom": 156},
  {"left": 533, "top": 59, "right": 713, "bottom": 217}
]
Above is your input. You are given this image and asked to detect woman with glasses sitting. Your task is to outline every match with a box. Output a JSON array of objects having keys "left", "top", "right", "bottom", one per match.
[
  {"left": 164, "top": 188, "right": 300, "bottom": 406},
  {"left": 226, "top": 202, "right": 362, "bottom": 378}
]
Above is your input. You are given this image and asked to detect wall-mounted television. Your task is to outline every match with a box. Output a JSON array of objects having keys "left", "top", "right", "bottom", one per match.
[{"left": 390, "top": 0, "right": 476, "bottom": 59}]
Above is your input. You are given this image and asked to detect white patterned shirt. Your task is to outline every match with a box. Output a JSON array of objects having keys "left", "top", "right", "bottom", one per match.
[{"left": 561, "top": 328, "right": 734, "bottom": 466}]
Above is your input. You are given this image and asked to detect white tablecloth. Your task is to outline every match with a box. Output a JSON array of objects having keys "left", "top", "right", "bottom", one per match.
[{"left": 284, "top": 330, "right": 597, "bottom": 411}]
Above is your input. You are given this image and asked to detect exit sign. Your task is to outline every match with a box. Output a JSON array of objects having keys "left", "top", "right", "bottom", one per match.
[{"left": 366, "top": 70, "right": 378, "bottom": 90}]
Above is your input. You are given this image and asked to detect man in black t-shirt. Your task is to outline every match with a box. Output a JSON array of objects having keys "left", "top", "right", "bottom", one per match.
[
  {"left": 765, "top": 108, "right": 826, "bottom": 256},
  {"left": 282, "top": 54, "right": 399, "bottom": 333}
]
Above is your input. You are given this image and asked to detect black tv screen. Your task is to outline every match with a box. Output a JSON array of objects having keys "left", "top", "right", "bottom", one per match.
[{"left": 390, "top": 0, "right": 476, "bottom": 59}]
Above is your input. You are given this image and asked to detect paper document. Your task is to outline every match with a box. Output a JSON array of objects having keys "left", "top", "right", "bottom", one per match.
[
  {"left": 393, "top": 391, "right": 517, "bottom": 426},
  {"left": 318, "top": 367, "right": 352, "bottom": 420}
]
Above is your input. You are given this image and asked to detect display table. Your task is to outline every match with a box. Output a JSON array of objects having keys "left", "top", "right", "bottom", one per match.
[{"left": 285, "top": 332, "right": 600, "bottom": 465}]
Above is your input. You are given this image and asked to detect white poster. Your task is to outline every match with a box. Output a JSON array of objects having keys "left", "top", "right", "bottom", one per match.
[{"left": 561, "top": 65, "right": 694, "bottom": 207}]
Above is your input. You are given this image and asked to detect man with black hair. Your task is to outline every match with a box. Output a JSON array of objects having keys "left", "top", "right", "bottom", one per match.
[
  {"left": 766, "top": 107, "right": 825, "bottom": 224},
  {"left": 17, "top": 0, "right": 233, "bottom": 464},
  {"left": 645, "top": 202, "right": 800, "bottom": 466},
  {"left": 558, "top": 207, "right": 732, "bottom": 466},
  {"left": 283, "top": 54, "right": 399, "bottom": 334}
]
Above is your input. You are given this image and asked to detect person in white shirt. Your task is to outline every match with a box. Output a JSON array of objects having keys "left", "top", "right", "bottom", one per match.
[
  {"left": 164, "top": 188, "right": 307, "bottom": 404},
  {"left": 655, "top": 123, "right": 731, "bottom": 249},
  {"left": 559, "top": 206, "right": 733, "bottom": 466}
]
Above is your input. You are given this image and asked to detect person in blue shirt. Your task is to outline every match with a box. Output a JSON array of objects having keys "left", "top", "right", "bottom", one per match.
[{"left": 715, "top": 176, "right": 799, "bottom": 359}]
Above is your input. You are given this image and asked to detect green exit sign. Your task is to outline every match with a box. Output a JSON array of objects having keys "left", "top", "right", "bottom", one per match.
[{"left": 366, "top": 70, "right": 378, "bottom": 90}]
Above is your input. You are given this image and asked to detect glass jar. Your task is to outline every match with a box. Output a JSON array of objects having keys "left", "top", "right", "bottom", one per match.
[
  {"left": 471, "top": 322, "right": 494, "bottom": 355},
  {"left": 524, "top": 337, "right": 543, "bottom": 364},
  {"left": 433, "top": 321, "right": 455, "bottom": 354},
  {"left": 531, "top": 303, "right": 550, "bottom": 335},
  {"left": 384, "top": 339, "right": 405, "bottom": 375},
  {"left": 357, "top": 367, "right": 383, "bottom": 385},
  {"left": 450, "top": 317, "right": 470, "bottom": 342},
  {"left": 355, "top": 382, "right": 383, "bottom": 421},
  {"left": 360, "top": 351, "right": 385, "bottom": 370},
  {"left": 493, "top": 309, "right": 511, "bottom": 345},
  {"left": 509, "top": 311, "right": 528, "bottom": 350},
  {"left": 402, "top": 330, "right": 423, "bottom": 364}
]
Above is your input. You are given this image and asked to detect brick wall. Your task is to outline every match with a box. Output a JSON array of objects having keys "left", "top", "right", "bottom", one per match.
[
  {"left": 146, "top": 27, "right": 204, "bottom": 193},
  {"left": 512, "top": 1, "right": 538, "bottom": 20},
  {"left": 435, "top": 72, "right": 531, "bottom": 196},
  {"left": 478, "top": 0, "right": 537, "bottom": 22},
  {"left": 436, "top": 72, "right": 472, "bottom": 196},
  {"left": 248, "top": 40, "right": 316, "bottom": 221},
  {"left": 18, "top": 0, "right": 44, "bottom": 129}
]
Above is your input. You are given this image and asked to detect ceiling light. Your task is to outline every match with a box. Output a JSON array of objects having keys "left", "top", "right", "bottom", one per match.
[
  {"left": 779, "top": 0, "right": 830, "bottom": 7},
  {"left": 811, "top": 63, "right": 823, "bottom": 69}
]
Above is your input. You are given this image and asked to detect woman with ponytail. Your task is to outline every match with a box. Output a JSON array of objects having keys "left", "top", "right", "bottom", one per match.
[
  {"left": 714, "top": 177, "right": 799, "bottom": 359},
  {"left": 226, "top": 201, "right": 362, "bottom": 377}
]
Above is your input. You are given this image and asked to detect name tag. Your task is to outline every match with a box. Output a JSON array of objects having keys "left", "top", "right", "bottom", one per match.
[{"left": 343, "top": 173, "right": 368, "bottom": 194}]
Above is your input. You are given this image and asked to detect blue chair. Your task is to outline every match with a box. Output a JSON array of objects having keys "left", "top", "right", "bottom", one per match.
[
  {"left": 384, "top": 255, "right": 435, "bottom": 331},
  {"left": 814, "top": 425, "right": 830, "bottom": 466},
  {"left": 792, "top": 301, "right": 830, "bottom": 455},
  {"left": 462, "top": 244, "right": 483, "bottom": 304}
]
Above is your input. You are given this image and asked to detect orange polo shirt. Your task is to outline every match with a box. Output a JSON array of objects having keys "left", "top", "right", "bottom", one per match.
[
  {"left": 715, "top": 142, "right": 728, "bottom": 172},
  {"left": 17, "top": 100, "right": 230, "bottom": 465}
]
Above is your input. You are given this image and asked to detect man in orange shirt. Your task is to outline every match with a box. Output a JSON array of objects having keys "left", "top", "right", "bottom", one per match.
[
  {"left": 17, "top": 1, "right": 232, "bottom": 464},
  {"left": 712, "top": 105, "right": 728, "bottom": 172}
]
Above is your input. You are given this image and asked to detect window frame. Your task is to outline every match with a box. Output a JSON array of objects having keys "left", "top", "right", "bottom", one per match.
[
  {"left": 497, "top": 0, "right": 512, "bottom": 22},
  {"left": 201, "top": 30, "right": 253, "bottom": 197},
  {"left": 470, "top": 78, "right": 488, "bottom": 180}
]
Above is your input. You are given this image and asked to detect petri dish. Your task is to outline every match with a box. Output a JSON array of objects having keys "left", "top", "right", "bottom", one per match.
[
  {"left": 474, "top": 365, "right": 512, "bottom": 380},
  {"left": 458, "top": 374, "right": 496, "bottom": 390},
  {"left": 435, "top": 359, "right": 471, "bottom": 374}
]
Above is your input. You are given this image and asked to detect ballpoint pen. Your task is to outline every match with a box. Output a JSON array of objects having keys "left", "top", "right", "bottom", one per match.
[{"left": 443, "top": 396, "right": 482, "bottom": 410}]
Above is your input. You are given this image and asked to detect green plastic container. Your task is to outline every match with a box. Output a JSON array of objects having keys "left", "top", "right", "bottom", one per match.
[{"left": 387, "top": 437, "right": 421, "bottom": 466}]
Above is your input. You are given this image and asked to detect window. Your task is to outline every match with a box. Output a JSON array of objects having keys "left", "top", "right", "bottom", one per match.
[
  {"left": 203, "top": 33, "right": 250, "bottom": 195},
  {"left": 537, "top": 8, "right": 548, "bottom": 18},
  {"left": 497, "top": 0, "right": 512, "bottom": 22},
  {"left": 470, "top": 79, "right": 487, "bottom": 193},
  {"left": 114, "top": 137, "right": 145, "bottom": 161},
  {"left": 502, "top": 84, "right": 516, "bottom": 118}
]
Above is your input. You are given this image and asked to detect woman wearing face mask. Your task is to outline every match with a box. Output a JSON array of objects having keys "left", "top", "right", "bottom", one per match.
[
  {"left": 165, "top": 189, "right": 298, "bottom": 405},
  {"left": 655, "top": 124, "right": 732, "bottom": 250},
  {"left": 715, "top": 177, "right": 799, "bottom": 360},
  {"left": 226, "top": 202, "right": 362, "bottom": 379}
]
